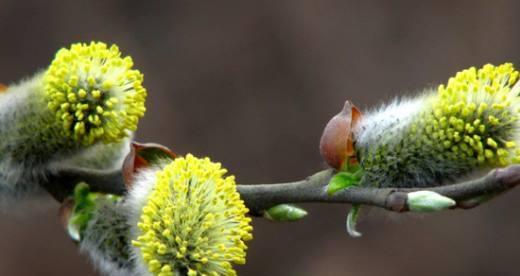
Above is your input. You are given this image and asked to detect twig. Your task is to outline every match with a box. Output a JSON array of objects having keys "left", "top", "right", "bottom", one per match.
[
  {"left": 238, "top": 165, "right": 520, "bottom": 215},
  {"left": 39, "top": 165, "right": 520, "bottom": 215},
  {"left": 41, "top": 167, "right": 125, "bottom": 202}
]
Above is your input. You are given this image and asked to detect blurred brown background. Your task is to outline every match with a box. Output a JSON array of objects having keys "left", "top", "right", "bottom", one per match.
[{"left": 1, "top": 0, "right": 520, "bottom": 275}]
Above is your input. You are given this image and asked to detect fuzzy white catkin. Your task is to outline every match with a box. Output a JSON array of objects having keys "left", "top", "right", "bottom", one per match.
[
  {"left": 353, "top": 95, "right": 427, "bottom": 151},
  {"left": 352, "top": 94, "right": 435, "bottom": 187},
  {"left": 125, "top": 166, "right": 163, "bottom": 276},
  {"left": 79, "top": 197, "right": 138, "bottom": 276},
  {"left": 352, "top": 93, "right": 483, "bottom": 188}
]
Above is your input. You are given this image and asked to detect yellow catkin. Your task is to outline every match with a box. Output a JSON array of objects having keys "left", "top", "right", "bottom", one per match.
[
  {"left": 44, "top": 41, "right": 147, "bottom": 145},
  {"left": 429, "top": 63, "right": 520, "bottom": 165},
  {"left": 133, "top": 154, "right": 253, "bottom": 276}
]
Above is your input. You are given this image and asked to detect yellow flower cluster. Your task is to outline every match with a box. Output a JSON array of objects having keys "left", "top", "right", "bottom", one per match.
[
  {"left": 334, "top": 62, "right": 520, "bottom": 188},
  {"left": 132, "top": 154, "right": 253, "bottom": 276},
  {"left": 44, "top": 42, "right": 146, "bottom": 145},
  {"left": 411, "top": 63, "right": 520, "bottom": 166}
]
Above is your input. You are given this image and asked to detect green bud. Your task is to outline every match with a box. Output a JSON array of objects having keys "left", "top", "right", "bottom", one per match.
[
  {"left": 263, "top": 204, "right": 308, "bottom": 221},
  {"left": 407, "top": 191, "right": 456, "bottom": 212}
]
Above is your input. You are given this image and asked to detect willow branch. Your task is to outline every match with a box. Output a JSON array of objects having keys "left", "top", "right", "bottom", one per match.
[
  {"left": 238, "top": 165, "right": 520, "bottom": 215},
  {"left": 41, "top": 167, "right": 125, "bottom": 202},
  {"left": 40, "top": 165, "right": 520, "bottom": 215}
]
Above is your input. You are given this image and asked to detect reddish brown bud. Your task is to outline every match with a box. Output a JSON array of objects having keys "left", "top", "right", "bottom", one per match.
[
  {"left": 319, "top": 101, "right": 362, "bottom": 170},
  {"left": 0, "top": 83, "right": 7, "bottom": 93},
  {"left": 122, "top": 142, "right": 176, "bottom": 187}
]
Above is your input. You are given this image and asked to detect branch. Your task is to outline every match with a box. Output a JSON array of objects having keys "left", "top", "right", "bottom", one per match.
[
  {"left": 40, "top": 165, "right": 520, "bottom": 215},
  {"left": 41, "top": 167, "right": 125, "bottom": 202},
  {"left": 237, "top": 165, "right": 520, "bottom": 215}
]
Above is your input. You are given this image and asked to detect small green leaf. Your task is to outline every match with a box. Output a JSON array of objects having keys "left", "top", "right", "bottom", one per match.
[
  {"left": 346, "top": 204, "right": 362, "bottom": 238},
  {"left": 327, "top": 171, "right": 361, "bottom": 195},
  {"left": 63, "top": 183, "right": 123, "bottom": 242},
  {"left": 74, "top": 182, "right": 91, "bottom": 202},
  {"left": 340, "top": 161, "right": 360, "bottom": 173},
  {"left": 68, "top": 184, "right": 96, "bottom": 240},
  {"left": 263, "top": 204, "right": 308, "bottom": 222}
]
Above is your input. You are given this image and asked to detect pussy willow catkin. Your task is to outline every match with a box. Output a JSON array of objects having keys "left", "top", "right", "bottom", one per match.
[
  {"left": 354, "top": 63, "right": 520, "bottom": 188},
  {"left": 0, "top": 42, "right": 146, "bottom": 204},
  {"left": 78, "top": 195, "right": 136, "bottom": 276},
  {"left": 128, "top": 155, "right": 253, "bottom": 276}
]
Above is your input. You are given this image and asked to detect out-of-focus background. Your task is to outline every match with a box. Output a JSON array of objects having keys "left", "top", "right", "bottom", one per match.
[{"left": 1, "top": 1, "right": 520, "bottom": 275}]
